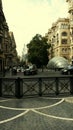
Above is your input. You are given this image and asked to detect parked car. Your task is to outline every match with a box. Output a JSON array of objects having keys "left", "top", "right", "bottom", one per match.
[
  {"left": 61, "top": 65, "right": 73, "bottom": 75},
  {"left": 24, "top": 65, "right": 37, "bottom": 75},
  {"left": 17, "top": 66, "right": 21, "bottom": 72}
]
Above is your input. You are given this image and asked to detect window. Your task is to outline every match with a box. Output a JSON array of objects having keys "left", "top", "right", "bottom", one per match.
[
  {"left": 0, "top": 37, "right": 2, "bottom": 43},
  {"left": 61, "top": 39, "right": 67, "bottom": 44},
  {"left": 61, "top": 24, "right": 68, "bottom": 29},
  {"left": 65, "top": 48, "right": 67, "bottom": 52},
  {"left": 62, "top": 32, "right": 67, "bottom": 36},
  {"left": 62, "top": 48, "right": 64, "bottom": 52},
  {"left": 6, "top": 44, "right": 7, "bottom": 52},
  {"left": 62, "top": 48, "right": 68, "bottom": 53}
]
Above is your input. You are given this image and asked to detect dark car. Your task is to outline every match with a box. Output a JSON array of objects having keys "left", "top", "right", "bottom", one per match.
[
  {"left": 61, "top": 65, "right": 73, "bottom": 75},
  {"left": 24, "top": 65, "right": 37, "bottom": 75}
]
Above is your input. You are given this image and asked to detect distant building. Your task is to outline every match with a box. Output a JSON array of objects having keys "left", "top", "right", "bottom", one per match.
[{"left": 45, "top": 0, "right": 73, "bottom": 64}]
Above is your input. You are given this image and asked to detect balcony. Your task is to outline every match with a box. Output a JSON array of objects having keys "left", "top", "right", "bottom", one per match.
[
  {"left": 0, "top": 30, "right": 3, "bottom": 37},
  {"left": 4, "top": 51, "right": 14, "bottom": 58},
  {"left": 0, "top": 49, "right": 3, "bottom": 54},
  {"left": 4, "top": 38, "right": 9, "bottom": 44}
]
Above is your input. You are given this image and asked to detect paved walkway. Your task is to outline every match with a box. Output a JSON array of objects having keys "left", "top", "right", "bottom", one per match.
[{"left": 0, "top": 96, "right": 73, "bottom": 130}]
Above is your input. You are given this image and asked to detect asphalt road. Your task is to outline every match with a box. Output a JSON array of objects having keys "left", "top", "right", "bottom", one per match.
[{"left": 4, "top": 69, "right": 61, "bottom": 78}]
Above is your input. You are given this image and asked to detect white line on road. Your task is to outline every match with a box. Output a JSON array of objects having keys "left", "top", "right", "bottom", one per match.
[
  {"left": 0, "top": 99, "right": 12, "bottom": 102},
  {"left": 0, "top": 99, "right": 64, "bottom": 110},
  {"left": 0, "top": 110, "right": 29, "bottom": 124},
  {"left": 32, "top": 109, "right": 73, "bottom": 121}
]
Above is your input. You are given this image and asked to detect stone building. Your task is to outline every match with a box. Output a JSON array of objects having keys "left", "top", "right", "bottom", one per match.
[
  {"left": 9, "top": 32, "right": 18, "bottom": 67},
  {"left": 46, "top": 0, "right": 73, "bottom": 64},
  {"left": 0, "top": 0, "right": 18, "bottom": 72}
]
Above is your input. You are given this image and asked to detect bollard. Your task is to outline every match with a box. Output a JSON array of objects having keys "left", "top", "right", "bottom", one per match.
[
  {"left": 0, "top": 78, "right": 2, "bottom": 97},
  {"left": 15, "top": 77, "right": 23, "bottom": 98},
  {"left": 70, "top": 77, "right": 73, "bottom": 95},
  {"left": 55, "top": 77, "right": 59, "bottom": 95},
  {"left": 39, "top": 78, "right": 42, "bottom": 96}
]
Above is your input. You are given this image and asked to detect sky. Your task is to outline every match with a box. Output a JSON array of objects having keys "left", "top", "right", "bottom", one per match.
[{"left": 2, "top": 0, "right": 68, "bottom": 56}]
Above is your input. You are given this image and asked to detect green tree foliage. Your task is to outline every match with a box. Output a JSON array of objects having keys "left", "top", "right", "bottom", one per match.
[{"left": 27, "top": 34, "right": 50, "bottom": 68}]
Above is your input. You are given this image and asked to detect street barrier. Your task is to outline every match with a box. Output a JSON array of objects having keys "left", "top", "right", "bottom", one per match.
[{"left": 0, "top": 75, "right": 73, "bottom": 98}]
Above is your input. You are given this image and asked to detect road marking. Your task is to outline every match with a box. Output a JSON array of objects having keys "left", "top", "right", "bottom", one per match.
[
  {"left": 34, "top": 98, "right": 64, "bottom": 110},
  {"left": 0, "top": 99, "right": 64, "bottom": 110},
  {"left": 0, "top": 105, "right": 28, "bottom": 110},
  {"left": 0, "top": 110, "right": 29, "bottom": 124},
  {"left": 0, "top": 99, "right": 12, "bottom": 102},
  {"left": 0, "top": 97, "right": 73, "bottom": 124},
  {"left": 40, "top": 97, "right": 63, "bottom": 99},
  {"left": 32, "top": 109, "right": 73, "bottom": 121}
]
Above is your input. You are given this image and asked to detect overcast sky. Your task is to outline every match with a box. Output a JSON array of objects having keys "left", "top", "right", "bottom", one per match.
[{"left": 2, "top": 0, "right": 68, "bottom": 56}]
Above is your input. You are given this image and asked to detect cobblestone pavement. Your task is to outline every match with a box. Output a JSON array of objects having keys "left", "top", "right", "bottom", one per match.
[{"left": 0, "top": 96, "right": 73, "bottom": 130}]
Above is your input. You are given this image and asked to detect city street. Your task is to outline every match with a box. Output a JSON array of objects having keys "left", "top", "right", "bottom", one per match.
[
  {"left": 0, "top": 0, "right": 73, "bottom": 129},
  {"left": 5, "top": 69, "right": 61, "bottom": 78}
]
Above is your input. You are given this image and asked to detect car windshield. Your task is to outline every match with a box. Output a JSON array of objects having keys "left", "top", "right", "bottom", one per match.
[
  {"left": 68, "top": 65, "right": 73, "bottom": 69},
  {"left": 63, "top": 65, "right": 73, "bottom": 70}
]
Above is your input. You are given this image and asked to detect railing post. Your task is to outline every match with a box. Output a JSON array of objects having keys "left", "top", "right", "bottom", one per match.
[
  {"left": 15, "top": 77, "right": 23, "bottom": 98},
  {"left": 55, "top": 77, "right": 59, "bottom": 95},
  {"left": 0, "top": 78, "right": 2, "bottom": 97},
  {"left": 70, "top": 77, "right": 73, "bottom": 95},
  {"left": 39, "top": 78, "right": 42, "bottom": 96}
]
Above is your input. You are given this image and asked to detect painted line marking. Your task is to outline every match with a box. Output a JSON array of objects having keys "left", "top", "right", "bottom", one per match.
[
  {"left": 0, "top": 110, "right": 29, "bottom": 124},
  {"left": 32, "top": 109, "right": 73, "bottom": 121},
  {"left": 0, "top": 97, "right": 73, "bottom": 124},
  {"left": 0, "top": 105, "right": 28, "bottom": 110},
  {"left": 34, "top": 98, "right": 64, "bottom": 110},
  {"left": 0, "top": 99, "right": 13, "bottom": 102},
  {"left": 0, "top": 99, "right": 64, "bottom": 110}
]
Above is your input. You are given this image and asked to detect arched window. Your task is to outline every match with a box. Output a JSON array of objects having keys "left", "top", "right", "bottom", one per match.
[{"left": 62, "top": 32, "right": 67, "bottom": 36}]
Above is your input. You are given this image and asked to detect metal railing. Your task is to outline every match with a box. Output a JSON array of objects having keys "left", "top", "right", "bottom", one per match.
[{"left": 0, "top": 75, "right": 73, "bottom": 98}]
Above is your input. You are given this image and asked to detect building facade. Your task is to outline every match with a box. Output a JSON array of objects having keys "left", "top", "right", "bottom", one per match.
[
  {"left": 0, "top": 0, "right": 18, "bottom": 71},
  {"left": 9, "top": 32, "right": 18, "bottom": 67},
  {"left": 46, "top": 0, "right": 73, "bottom": 64}
]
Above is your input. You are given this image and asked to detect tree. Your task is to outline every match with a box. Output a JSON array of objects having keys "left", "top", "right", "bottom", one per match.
[{"left": 27, "top": 34, "right": 50, "bottom": 69}]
